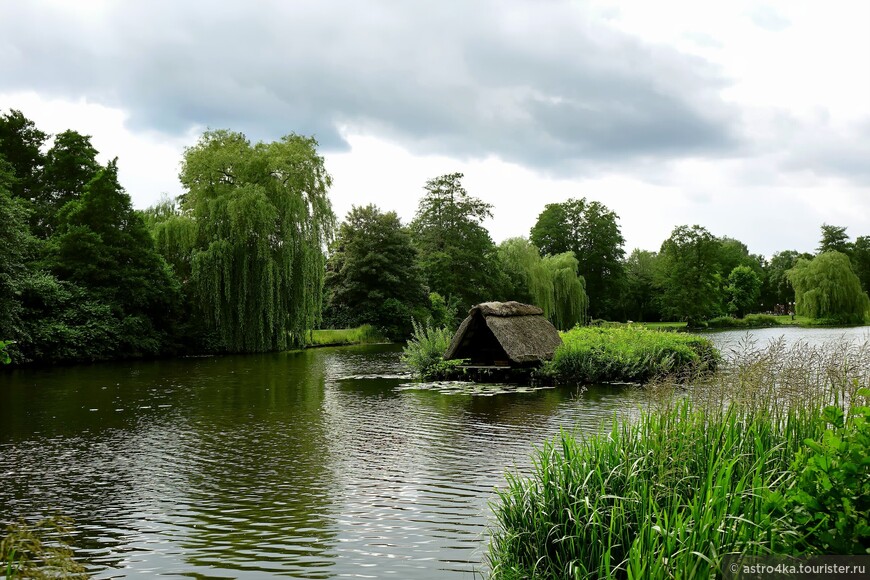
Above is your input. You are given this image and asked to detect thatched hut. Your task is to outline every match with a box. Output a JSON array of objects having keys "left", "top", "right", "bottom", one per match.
[{"left": 444, "top": 301, "right": 562, "bottom": 367}]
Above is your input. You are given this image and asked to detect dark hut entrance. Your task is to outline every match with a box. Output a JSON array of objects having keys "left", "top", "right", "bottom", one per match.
[
  {"left": 447, "top": 310, "right": 512, "bottom": 366},
  {"left": 444, "top": 302, "right": 563, "bottom": 377}
]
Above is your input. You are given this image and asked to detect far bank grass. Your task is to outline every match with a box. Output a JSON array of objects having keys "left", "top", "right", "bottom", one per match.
[
  {"left": 543, "top": 326, "right": 718, "bottom": 384},
  {"left": 639, "top": 314, "right": 863, "bottom": 331},
  {"left": 306, "top": 325, "right": 385, "bottom": 347}
]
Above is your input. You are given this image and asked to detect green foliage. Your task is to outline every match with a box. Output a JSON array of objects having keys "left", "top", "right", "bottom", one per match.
[
  {"left": 706, "top": 314, "right": 780, "bottom": 329},
  {"left": 489, "top": 401, "right": 810, "bottom": 579},
  {"left": 323, "top": 204, "right": 427, "bottom": 340},
  {"left": 306, "top": 325, "right": 384, "bottom": 347},
  {"left": 179, "top": 129, "right": 335, "bottom": 352},
  {"left": 489, "top": 340, "right": 870, "bottom": 577},
  {"left": 763, "top": 250, "right": 810, "bottom": 308},
  {"left": 781, "top": 389, "right": 870, "bottom": 554},
  {"left": 0, "top": 340, "right": 11, "bottom": 364},
  {"left": 497, "top": 238, "right": 588, "bottom": 330},
  {"left": 623, "top": 248, "right": 660, "bottom": 322},
  {"left": 401, "top": 320, "right": 462, "bottom": 379},
  {"left": 656, "top": 225, "right": 723, "bottom": 326},
  {"left": 544, "top": 326, "right": 718, "bottom": 384},
  {"left": 788, "top": 251, "right": 870, "bottom": 324},
  {"left": 0, "top": 109, "right": 47, "bottom": 205},
  {"left": 0, "top": 168, "right": 34, "bottom": 343},
  {"left": 727, "top": 265, "right": 762, "bottom": 318},
  {"left": 426, "top": 292, "right": 458, "bottom": 329},
  {"left": 818, "top": 223, "right": 852, "bottom": 255},
  {"left": 530, "top": 198, "right": 625, "bottom": 320},
  {"left": 411, "top": 173, "right": 501, "bottom": 312},
  {"left": 853, "top": 236, "right": 870, "bottom": 295},
  {"left": 1, "top": 516, "right": 88, "bottom": 579}
]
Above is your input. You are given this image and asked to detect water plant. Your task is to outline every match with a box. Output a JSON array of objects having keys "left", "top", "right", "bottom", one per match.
[
  {"left": 542, "top": 325, "right": 719, "bottom": 384},
  {"left": 487, "top": 338, "right": 870, "bottom": 578},
  {"left": 401, "top": 320, "right": 462, "bottom": 379},
  {"left": 1, "top": 516, "right": 87, "bottom": 579}
]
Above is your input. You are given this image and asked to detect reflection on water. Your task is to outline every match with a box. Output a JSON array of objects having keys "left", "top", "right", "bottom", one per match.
[{"left": 0, "top": 342, "right": 688, "bottom": 577}]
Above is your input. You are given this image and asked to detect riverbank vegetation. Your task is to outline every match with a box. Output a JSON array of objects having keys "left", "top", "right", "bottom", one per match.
[
  {"left": 542, "top": 326, "right": 719, "bottom": 384},
  {"left": 2, "top": 108, "right": 869, "bottom": 366},
  {"left": 306, "top": 325, "right": 384, "bottom": 347},
  {"left": 488, "top": 338, "right": 870, "bottom": 578},
  {"left": 1, "top": 516, "right": 87, "bottom": 579}
]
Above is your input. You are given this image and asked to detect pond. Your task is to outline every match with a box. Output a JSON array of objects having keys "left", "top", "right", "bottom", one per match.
[{"left": 1, "top": 325, "right": 867, "bottom": 578}]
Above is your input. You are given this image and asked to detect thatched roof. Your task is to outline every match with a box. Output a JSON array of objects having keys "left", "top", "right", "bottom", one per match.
[{"left": 444, "top": 301, "right": 563, "bottom": 365}]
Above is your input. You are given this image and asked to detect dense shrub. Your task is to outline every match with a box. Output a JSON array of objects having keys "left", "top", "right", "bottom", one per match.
[
  {"left": 543, "top": 325, "right": 718, "bottom": 383},
  {"left": 401, "top": 320, "right": 462, "bottom": 379},
  {"left": 706, "top": 314, "right": 780, "bottom": 329}
]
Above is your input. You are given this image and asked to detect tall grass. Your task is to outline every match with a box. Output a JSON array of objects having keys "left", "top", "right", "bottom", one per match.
[
  {"left": 488, "top": 338, "right": 870, "bottom": 579},
  {"left": 401, "top": 320, "right": 461, "bottom": 379},
  {"left": 543, "top": 326, "right": 719, "bottom": 384},
  {"left": 306, "top": 324, "right": 384, "bottom": 347},
  {"left": 1, "top": 516, "right": 88, "bottom": 579}
]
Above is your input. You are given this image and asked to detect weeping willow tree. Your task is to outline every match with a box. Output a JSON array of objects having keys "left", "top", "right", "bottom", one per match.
[
  {"left": 175, "top": 130, "right": 334, "bottom": 352},
  {"left": 498, "top": 238, "right": 588, "bottom": 330},
  {"left": 787, "top": 251, "right": 869, "bottom": 324}
]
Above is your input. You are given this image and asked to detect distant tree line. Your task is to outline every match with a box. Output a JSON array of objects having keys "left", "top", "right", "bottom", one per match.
[{"left": 2, "top": 108, "right": 868, "bottom": 364}]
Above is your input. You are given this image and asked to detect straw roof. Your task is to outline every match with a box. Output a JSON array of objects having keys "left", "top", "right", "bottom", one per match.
[{"left": 444, "top": 301, "right": 563, "bottom": 365}]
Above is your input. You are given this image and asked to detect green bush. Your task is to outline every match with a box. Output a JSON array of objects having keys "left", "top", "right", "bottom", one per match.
[
  {"left": 306, "top": 325, "right": 384, "bottom": 347},
  {"left": 779, "top": 388, "right": 870, "bottom": 554},
  {"left": 401, "top": 320, "right": 462, "bottom": 379},
  {"left": 543, "top": 325, "right": 718, "bottom": 384},
  {"left": 706, "top": 314, "right": 780, "bottom": 329}
]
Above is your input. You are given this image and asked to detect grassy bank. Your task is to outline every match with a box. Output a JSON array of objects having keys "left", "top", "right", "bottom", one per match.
[
  {"left": 488, "top": 338, "right": 870, "bottom": 578},
  {"left": 306, "top": 325, "right": 385, "bottom": 347},
  {"left": 542, "top": 326, "right": 718, "bottom": 384}
]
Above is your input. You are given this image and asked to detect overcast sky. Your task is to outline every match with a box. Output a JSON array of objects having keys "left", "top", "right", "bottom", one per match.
[{"left": 2, "top": 0, "right": 868, "bottom": 257}]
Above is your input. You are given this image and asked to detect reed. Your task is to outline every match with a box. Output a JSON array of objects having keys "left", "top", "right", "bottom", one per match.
[{"left": 488, "top": 338, "right": 870, "bottom": 579}]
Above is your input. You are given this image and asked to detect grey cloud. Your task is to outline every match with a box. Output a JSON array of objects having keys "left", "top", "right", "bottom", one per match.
[{"left": 1, "top": 0, "right": 740, "bottom": 174}]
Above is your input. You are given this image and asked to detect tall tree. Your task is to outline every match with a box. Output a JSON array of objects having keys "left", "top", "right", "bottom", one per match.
[
  {"left": 726, "top": 265, "right": 762, "bottom": 318},
  {"left": 762, "top": 250, "right": 812, "bottom": 309},
  {"left": 656, "top": 225, "right": 723, "bottom": 326},
  {"left": 49, "top": 160, "right": 181, "bottom": 356},
  {"left": 0, "top": 109, "right": 47, "bottom": 203},
  {"left": 410, "top": 172, "right": 500, "bottom": 312},
  {"left": 818, "top": 224, "right": 852, "bottom": 255},
  {"left": 530, "top": 198, "right": 625, "bottom": 320},
  {"left": 497, "top": 238, "right": 588, "bottom": 329},
  {"left": 788, "top": 251, "right": 869, "bottom": 324},
  {"left": 853, "top": 236, "right": 870, "bottom": 295},
  {"left": 623, "top": 249, "right": 660, "bottom": 322},
  {"left": 323, "top": 204, "right": 427, "bottom": 339},
  {"left": 0, "top": 157, "right": 33, "bottom": 343},
  {"left": 179, "top": 130, "right": 335, "bottom": 352},
  {"left": 40, "top": 130, "right": 101, "bottom": 236}
]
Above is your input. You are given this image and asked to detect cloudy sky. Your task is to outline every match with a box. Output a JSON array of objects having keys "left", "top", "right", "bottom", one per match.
[{"left": 1, "top": 0, "right": 868, "bottom": 257}]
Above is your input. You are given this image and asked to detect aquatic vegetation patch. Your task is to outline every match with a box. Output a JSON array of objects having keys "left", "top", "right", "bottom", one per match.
[
  {"left": 542, "top": 325, "right": 719, "bottom": 384},
  {"left": 487, "top": 339, "right": 870, "bottom": 578}
]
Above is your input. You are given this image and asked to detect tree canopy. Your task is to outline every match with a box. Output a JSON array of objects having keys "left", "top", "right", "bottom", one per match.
[
  {"left": 530, "top": 198, "right": 625, "bottom": 320},
  {"left": 410, "top": 173, "right": 501, "bottom": 312},
  {"left": 324, "top": 204, "right": 427, "bottom": 339},
  {"left": 656, "top": 225, "right": 723, "bottom": 326},
  {"left": 787, "top": 252, "right": 869, "bottom": 324},
  {"left": 178, "top": 129, "right": 335, "bottom": 352}
]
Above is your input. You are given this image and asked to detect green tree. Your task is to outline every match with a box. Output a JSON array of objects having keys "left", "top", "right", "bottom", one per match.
[
  {"left": 496, "top": 238, "right": 587, "bottom": 330},
  {"left": 762, "top": 250, "right": 811, "bottom": 309},
  {"left": 39, "top": 130, "right": 101, "bottom": 236},
  {"left": 818, "top": 224, "right": 852, "bottom": 255},
  {"left": 623, "top": 249, "right": 660, "bottom": 322},
  {"left": 726, "top": 265, "right": 762, "bottom": 318},
  {"left": 656, "top": 225, "right": 723, "bottom": 326},
  {"left": 852, "top": 236, "right": 870, "bottom": 295},
  {"left": 49, "top": 161, "right": 181, "bottom": 356},
  {"left": 410, "top": 173, "right": 500, "bottom": 312},
  {"left": 0, "top": 157, "right": 34, "bottom": 345},
  {"left": 787, "top": 252, "right": 869, "bottom": 324},
  {"left": 530, "top": 198, "right": 625, "bottom": 320},
  {"left": 323, "top": 204, "right": 427, "bottom": 339},
  {"left": 179, "top": 129, "right": 335, "bottom": 352},
  {"left": 0, "top": 109, "right": 47, "bottom": 203}
]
